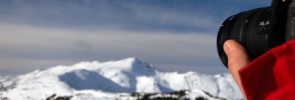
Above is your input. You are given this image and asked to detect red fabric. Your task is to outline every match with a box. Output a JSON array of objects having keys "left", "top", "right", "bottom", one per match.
[{"left": 239, "top": 40, "right": 295, "bottom": 100}]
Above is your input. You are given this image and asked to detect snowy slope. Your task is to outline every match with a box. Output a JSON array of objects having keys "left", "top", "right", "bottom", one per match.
[{"left": 0, "top": 58, "right": 242, "bottom": 100}]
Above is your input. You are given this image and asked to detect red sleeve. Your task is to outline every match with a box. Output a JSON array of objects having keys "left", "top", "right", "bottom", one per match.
[{"left": 239, "top": 40, "right": 295, "bottom": 100}]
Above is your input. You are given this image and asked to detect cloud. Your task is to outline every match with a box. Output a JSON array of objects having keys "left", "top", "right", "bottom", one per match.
[
  {"left": 0, "top": 0, "right": 272, "bottom": 75},
  {"left": 0, "top": 0, "right": 271, "bottom": 34},
  {"left": 0, "top": 23, "right": 221, "bottom": 75},
  {"left": 0, "top": 0, "right": 226, "bottom": 33}
]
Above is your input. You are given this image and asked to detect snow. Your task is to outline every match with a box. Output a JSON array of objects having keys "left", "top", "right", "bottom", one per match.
[
  {"left": 136, "top": 76, "right": 161, "bottom": 93},
  {"left": 0, "top": 57, "right": 242, "bottom": 100}
]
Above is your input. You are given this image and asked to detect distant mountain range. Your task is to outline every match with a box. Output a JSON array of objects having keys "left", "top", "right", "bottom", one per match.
[{"left": 0, "top": 58, "right": 242, "bottom": 100}]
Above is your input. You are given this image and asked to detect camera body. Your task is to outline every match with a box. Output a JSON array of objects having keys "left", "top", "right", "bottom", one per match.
[{"left": 217, "top": 0, "right": 295, "bottom": 68}]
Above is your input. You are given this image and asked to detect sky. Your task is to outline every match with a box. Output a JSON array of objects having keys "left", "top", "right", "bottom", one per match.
[{"left": 0, "top": 0, "right": 271, "bottom": 75}]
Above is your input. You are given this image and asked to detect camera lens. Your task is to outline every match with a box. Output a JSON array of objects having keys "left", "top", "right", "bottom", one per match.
[{"left": 217, "top": 7, "right": 285, "bottom": 67}]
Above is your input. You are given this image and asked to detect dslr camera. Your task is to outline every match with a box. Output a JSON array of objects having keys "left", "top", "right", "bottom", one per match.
[{"left": 217, "top": 0, "right": 295, "bottom": 67}]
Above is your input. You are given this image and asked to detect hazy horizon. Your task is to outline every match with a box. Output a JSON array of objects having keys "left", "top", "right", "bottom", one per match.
[{"left": 0, "top": 0, "right": 270, "bottom": 75}]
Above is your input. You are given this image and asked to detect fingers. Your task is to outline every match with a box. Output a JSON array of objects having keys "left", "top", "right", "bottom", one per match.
[
  {"left": 224, "top": 40, "right": 250, "bottom": 73},
  {"left": 223, "top": 40, "right": 250, "bottom": 99}
]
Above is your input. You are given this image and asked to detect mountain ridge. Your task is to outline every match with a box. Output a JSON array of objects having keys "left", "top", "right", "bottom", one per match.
[{"left": 0, "top": 57, "right": 242, "bottom": 100}]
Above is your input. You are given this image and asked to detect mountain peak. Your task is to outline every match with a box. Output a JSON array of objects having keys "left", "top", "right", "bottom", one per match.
[
  {"left": 112, "top": 57, "right": 144, "bottom": 67},
  {"left": 1, "top": 58, "right": 242, "bottom": 100},
  {"left": 124, "top": 58, "right": 156, "bottom": 76},
  {"left": 122, "top": 57, "right": 140, "bottom": 62},
  {"left": 101, "top": 57, "right": 155, "bottom": 75}
]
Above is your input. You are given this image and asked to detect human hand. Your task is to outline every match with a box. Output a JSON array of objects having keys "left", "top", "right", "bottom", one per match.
[{"left": 223, "top": 40, "right": 250, "bottom": 99}]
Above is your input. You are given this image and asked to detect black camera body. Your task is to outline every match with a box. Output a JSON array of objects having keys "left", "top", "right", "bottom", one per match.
[{"left": 217, "top": 0, "right": 295, "bottom": 68}]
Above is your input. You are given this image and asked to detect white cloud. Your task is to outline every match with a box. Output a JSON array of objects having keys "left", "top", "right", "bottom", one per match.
[
  {"left": 0, "top": 0, "right": 221, "bottom": 32},
  {"left": 0, "top": 0, "right": 239, "bottom": 75},
  {"left": 0, "top": 23, "right": 222, "bottom": 75}
]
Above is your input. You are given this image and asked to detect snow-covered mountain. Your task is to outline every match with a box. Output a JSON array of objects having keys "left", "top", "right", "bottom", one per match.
[{"left": 0, "top": 58, "right": 242, "bottom": 100}]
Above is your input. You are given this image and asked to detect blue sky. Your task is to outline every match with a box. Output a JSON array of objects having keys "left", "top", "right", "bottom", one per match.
[{"left": 0, "top": 0, "right": 270, "bottom": 75}]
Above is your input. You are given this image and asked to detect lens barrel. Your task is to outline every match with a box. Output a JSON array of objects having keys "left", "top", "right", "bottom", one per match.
[{"left": 217, "top": 7, "right": 285, "bottom": 67}]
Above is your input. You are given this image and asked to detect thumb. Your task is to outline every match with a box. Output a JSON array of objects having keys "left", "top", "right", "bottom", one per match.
[
  {"left": 224, "top": 40, "right": 249, "bottom": 73},
  {"left": 223, "top": 40, "right": 249, "bottom": 99}
]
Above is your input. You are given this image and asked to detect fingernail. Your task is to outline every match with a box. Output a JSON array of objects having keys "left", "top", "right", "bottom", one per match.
[{"left": 224, "top": 42, "right": 232, "bottom": 55}]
